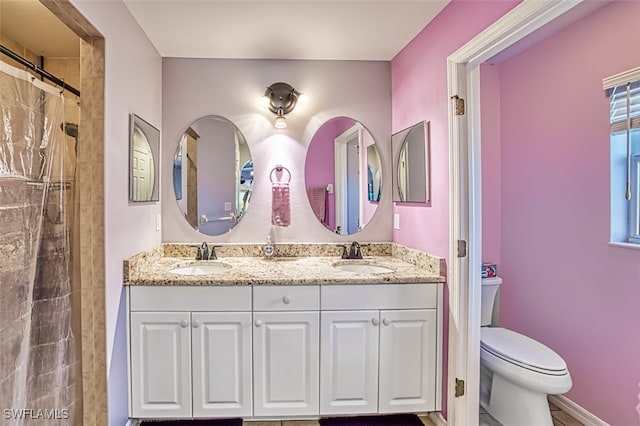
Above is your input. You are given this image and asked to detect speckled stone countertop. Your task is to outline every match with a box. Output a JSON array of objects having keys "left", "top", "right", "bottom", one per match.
[{"left": 123, "top": 243, "right": 446, "bottom": 286}]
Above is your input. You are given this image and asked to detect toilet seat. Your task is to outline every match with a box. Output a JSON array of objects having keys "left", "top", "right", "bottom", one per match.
[{"left": 481, "top": 327, "right": 568, "bottom": 376}]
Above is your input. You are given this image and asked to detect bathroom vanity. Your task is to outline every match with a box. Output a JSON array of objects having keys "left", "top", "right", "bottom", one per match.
[{"left": 124, "top": 243, "right": 445, "bottom": 421}]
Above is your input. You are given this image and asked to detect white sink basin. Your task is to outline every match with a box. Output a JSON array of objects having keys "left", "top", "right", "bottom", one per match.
[
  {"left": 169, "top": 262, "right": 231, "bottom": 276},
  {"left": 332, "top": 262, "right": 394, "bottom": 274}
]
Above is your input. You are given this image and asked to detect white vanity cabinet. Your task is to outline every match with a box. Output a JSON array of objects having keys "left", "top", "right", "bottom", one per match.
[
  {"left": 127, "top": 282, "right": 441, "bottom": 421},
  {"left": 320, "top": 284, "right": 442, "bottom": 415},
  {"left": 252, "top": 286, "right": 320, "bottom": 417},
  {"left": 128, "top": 286, "right": 253, "bottom": 419}
]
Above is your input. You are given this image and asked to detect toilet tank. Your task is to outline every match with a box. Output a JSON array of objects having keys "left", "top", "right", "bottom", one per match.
[{"left": 481, "top": 277, "right": 502, "bottom": 326}]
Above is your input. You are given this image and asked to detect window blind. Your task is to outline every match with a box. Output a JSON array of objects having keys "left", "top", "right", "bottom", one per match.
[{"left": 609, "top": 81, "right": 640, "bottom": 133}]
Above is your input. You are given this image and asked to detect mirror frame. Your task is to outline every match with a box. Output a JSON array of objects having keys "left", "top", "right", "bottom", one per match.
[
  {"left": 392, "top": 120, "right": 430, "bottom": 203},
  {"left": 129, "top": 113, "right": 160, "bottom": 202}
]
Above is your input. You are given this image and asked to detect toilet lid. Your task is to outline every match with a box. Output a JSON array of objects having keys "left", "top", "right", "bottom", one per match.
[{"left": 481, "top": 328, "right": 567, "bottom": 375}]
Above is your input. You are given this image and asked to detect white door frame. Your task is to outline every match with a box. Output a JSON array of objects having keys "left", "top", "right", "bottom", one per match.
[
  {"left": 335, "top": 123, "right": 363, "bottom": 234},
  {"left": 446, "top": 1, "right": 585, "bottom": 424}
]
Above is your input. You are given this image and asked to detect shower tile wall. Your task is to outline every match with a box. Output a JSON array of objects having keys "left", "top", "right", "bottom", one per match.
[
  {"left": 0, "top": 34, "right": 40, "bottom": 71},
  {"left": 77, "top": 35, "right": 108, "bottom": 425}
]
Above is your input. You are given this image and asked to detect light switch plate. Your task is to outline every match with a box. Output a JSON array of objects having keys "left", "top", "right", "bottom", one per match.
[
  {"left": 224, "top": 202, "right": 232, "bottom": 211},
  {"left": 156, "top": 213, "right": 162, "bottom": 231},
  {"left": 393, "top": 213, "right": 400, "bottom": 230}
]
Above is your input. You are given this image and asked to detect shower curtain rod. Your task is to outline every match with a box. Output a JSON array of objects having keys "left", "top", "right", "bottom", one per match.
[{"left": 1, "top": 44, "right": 81, "bottom": 97}]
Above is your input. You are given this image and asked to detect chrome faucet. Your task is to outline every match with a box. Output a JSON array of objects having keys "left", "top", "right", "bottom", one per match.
[
  {"left": 195, "top": 242, "right": 221, "bottom": 260},
  {"left": 337, "top": 241, "right": 364, "bottom": 259},
  {"left": 348, "top": 241, "right": 363, "bottom": 259}
]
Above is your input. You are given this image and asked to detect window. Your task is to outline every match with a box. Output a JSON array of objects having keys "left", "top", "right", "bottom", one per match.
[
  {"left": 604, "top": 68, "right": 640, "bottom": 245},
  {"left": 631, "top": 154, "right": 640, "bottom": 243}
]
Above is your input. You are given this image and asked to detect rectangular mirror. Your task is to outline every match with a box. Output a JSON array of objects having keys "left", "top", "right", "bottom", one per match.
[
  {"left": 392, "top": 121, "right": 430, "bottom": 203},
  {"left": 129, "top": 113, "right": 160, "bottom": 202}
]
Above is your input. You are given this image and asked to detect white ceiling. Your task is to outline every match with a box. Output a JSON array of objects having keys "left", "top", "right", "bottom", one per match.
[
  {"left": 0, "top": 0, "right": 449, "bottom": 61},
  {"left": 122, "top": 0, "right": 450, "bottom": 60}
]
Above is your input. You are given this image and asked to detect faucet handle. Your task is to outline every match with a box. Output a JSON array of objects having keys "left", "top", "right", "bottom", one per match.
[
  {"left": 209, "top": 245, "right": 222, "bottom": 260},
  {"left": 195, "top": 247, "right": 203, "bottom": 260},
  {"left": 336, "top": 244, "right": 348, "bottom": 259}
]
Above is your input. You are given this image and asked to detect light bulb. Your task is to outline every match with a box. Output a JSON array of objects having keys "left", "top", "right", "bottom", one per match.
[{"left": 274, "top": 116, "right": 287, "bottom": 129}]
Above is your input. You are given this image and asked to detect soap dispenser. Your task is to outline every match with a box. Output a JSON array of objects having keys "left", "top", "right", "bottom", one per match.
[{"left": 264, "top": 236, "right": 274, "bottom": 258}]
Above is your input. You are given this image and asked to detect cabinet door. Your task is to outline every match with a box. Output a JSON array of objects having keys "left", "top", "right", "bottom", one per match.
[
  {"left": 130, "top": 312, "right": 191, "bottom": 418},
  {"left": 191, "top": 312, "right": 252, "bottom": 418},
  {"left": 379, "top": 309, "right": 437, "bottom": 413},
  {"left": 320, "top": 310, "right": 379, "bottom": 415},
  {"left": 253, "top": 311, "right": 319, "bottom": 417}
]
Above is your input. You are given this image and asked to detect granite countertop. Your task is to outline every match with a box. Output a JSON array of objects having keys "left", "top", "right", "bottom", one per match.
[{"left": 124, "top": 243, "right": 447, "bottom": 286}]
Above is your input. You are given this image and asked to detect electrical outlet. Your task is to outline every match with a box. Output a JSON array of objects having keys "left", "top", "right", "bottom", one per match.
[
  {"left": 393, "top": 213, "right": 400, "bottom": 230},
  {"left": 224, "top": 202, "right": 232, "bottom": 211},
  {"left": 156, "top": 213, "right": 162, "bottom": 231}
]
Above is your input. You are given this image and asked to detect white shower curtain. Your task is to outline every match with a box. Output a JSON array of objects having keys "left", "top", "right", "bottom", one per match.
[{"left": 0, "top": 60, "right": 79, "bottom": 425}]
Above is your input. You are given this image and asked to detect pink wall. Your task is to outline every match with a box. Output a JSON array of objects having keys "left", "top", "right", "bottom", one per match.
[
  {"left": 391, "top": 0, "right": 520, "bottom": 258},
  {"left": 391, "top": 0, "right": 520, "bottom": 417},
  {"left": 480, "top": 64, "right": 502, "bottom": 267},
  {"left": 493, "top": 1, "right": 640, "bottom": 424}
]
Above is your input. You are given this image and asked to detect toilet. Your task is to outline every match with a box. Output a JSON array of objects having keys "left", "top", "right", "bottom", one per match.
[{"left": 480, "top": 277, "right": 572, "bottom": 426}]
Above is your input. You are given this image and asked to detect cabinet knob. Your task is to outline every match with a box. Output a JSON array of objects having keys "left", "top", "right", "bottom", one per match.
[
  {"left": 382, "top": 318, "right": 391, "bottom": 326},
  {"left": 180, "top": 320, "right": 189, "bottom": 328},
  {"left": 192, "top": 320, "right": 200, "bottom": 328},
  {"left": 371, "top": 318, "right": 380, "bottom": 326},
  {"left": 282, "top": 295, "right": 291, "bottom": 304},
  {"left": 254, "top": 319, "right": 263, "bottom": 327}
]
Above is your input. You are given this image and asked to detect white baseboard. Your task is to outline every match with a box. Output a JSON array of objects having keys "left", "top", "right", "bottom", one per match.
[
  {"left": 428, "top": 411, "right": 447, "bottom": 426},
  {"left": 548, "top": 395, "right": 610, "bottom": 426}
]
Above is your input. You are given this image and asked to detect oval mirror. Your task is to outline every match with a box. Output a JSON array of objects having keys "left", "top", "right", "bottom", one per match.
[
  {"left": 392, "top": 121, "right": 429, "bottom": 203},
  {"left": 305, "top": 117, "right": 382, "bottom": 235},
  {"left": 172, "top": 115, "right": 253, "bottom": 235}
]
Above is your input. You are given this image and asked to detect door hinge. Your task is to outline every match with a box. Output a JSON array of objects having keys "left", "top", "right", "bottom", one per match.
[
  {"left": 455, "top": 378, "right": 465, "bottom": 397},
  {"left": 451, "top": 95, "right": 465, "bottom": 115},
  {"left": 457, "top": 240, "right": 467, "bottom": 258}
]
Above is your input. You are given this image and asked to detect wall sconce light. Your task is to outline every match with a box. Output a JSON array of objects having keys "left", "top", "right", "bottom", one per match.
[{"left": 260, "top": 82, "right": 307, "bottom": 128}]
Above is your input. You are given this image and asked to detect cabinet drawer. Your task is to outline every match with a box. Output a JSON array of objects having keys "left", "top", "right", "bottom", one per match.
[
  {"left": 129, "top": 286, "right": 251, "bottom": 311},
  {"left": 321, "top": 284, "right": 438, "bottom": 310},
  {"left": 253, "top": 285, "right": 320, "bottom": 311}
]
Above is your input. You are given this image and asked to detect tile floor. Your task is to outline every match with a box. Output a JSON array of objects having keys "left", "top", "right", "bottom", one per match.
[{"left": 479, "top": 399, "right": 585, "bottom": 426}]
